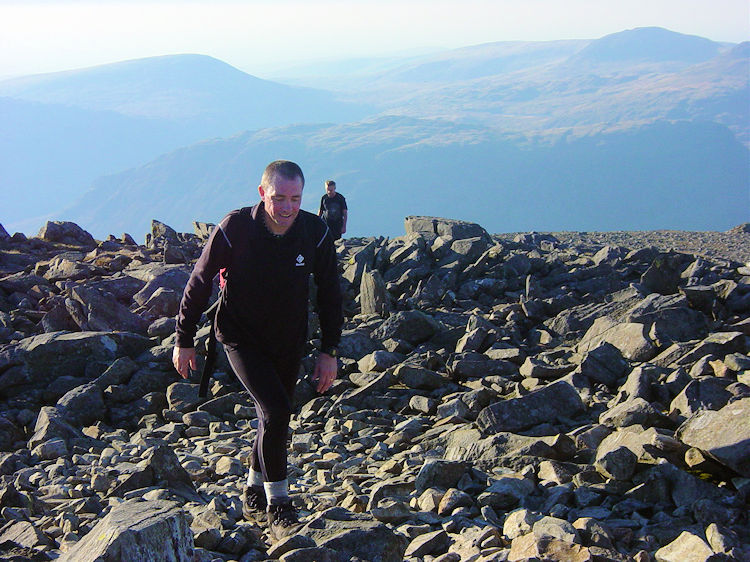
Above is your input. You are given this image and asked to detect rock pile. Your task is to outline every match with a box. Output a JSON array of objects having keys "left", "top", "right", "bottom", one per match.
[{"left": 0, "top": 217, "right": 748, "bottom": 561}]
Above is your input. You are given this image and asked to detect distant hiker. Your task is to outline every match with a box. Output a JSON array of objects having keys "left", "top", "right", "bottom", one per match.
[
  {"left": 172, "top": 160, "right": 343, "bottom": 542},
  {"left": 318, "top": 180, "right": 348, "bottom": 240}
]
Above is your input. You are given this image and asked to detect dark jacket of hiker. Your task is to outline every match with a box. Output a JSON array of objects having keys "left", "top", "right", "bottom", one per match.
[{"left": 175, "top": 203, "right": 342, "bottom": 360}]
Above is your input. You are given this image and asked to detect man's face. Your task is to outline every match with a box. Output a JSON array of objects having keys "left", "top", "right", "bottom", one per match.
[
  {"left": 259, "top": 174, "right": 303, "bottom": 235},
  {"left": 326, "top": 183, "right": 336, "bottom": 197}
]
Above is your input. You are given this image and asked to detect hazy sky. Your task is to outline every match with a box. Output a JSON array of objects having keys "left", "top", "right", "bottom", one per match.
[{"left": 1, "top": 0, "right": 748, "bottom": 79}]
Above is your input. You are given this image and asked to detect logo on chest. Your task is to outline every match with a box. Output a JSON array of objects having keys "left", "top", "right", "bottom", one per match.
[{"left": 295, "top": 254, "right": 306, "bottom": 267}]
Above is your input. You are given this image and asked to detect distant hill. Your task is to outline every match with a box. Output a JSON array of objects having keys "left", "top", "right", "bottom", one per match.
[
  {"left": 0, "top": 54, "right": 370, "bottom": 130},
  {"left": 337, "top": 28, "right": 748, "bottom": 147},
  {"left": 0, "top": 96, "right": 191, "bottom": 225},
  {"left": 61, "top": 116, "right": 749, "bottom": 240},
  {"left": 3, "top": 28, "right": 748, "bottom": 237},
  {"left": 569, "top": 26, "right": 723, "bottom": 64},
  {"left": 0, "top": 54, "right": 372, "bottom": 230},
  {"left": 368, "top": 40, "right": 588, "bottom": 83}
]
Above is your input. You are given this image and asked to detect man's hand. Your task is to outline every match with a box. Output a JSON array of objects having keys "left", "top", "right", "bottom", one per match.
[
  {"left": 312, "top": 352, "right": 338, "bottom": 393},
  {"left": 172, "top": 347, "right": 197, "bottom": 379}
]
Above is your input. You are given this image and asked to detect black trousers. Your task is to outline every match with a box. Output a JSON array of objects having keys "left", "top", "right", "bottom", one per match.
[
  {"left": 326, "top": 221, "right": 342, "bottom": 241},
  {"left": 223, "top": 343, "right": 300, "bottom": 482}
]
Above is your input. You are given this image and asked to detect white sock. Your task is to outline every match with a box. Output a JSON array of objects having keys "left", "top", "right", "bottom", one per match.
[
  {"left": 264, "top": 479, "right": 289, "bottom": 505},
  {"left": 247, "top": 469, "right": 264, "bottom": 488}
]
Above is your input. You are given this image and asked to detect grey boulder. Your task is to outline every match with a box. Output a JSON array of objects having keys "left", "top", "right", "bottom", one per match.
[
  {"left": 676, "top": 397, "right": 750, "bottom": 477},
  {"left": 477, "top": 380, "right": 585, "bottom": 434},
  {"left": 58, "top": 499, "right": 193, "bottom": 562}
]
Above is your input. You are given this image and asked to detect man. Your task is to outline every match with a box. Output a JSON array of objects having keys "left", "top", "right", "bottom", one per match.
[
  {"left": 318, "top": 180, "right": 347, "bottom": 240},
  {"left": 172, "top": 160, "right": 343, "bottom": 541}
]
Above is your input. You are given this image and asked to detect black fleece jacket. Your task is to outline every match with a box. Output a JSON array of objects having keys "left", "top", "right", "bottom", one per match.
[{"left": 175, "top": 203, "right": 343, "bottom": 358}]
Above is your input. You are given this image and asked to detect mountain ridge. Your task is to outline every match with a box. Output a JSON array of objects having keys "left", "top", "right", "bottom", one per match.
[
  {"left": 60, "top": 117, "right": 749, "bottom": 240},
  {"left": 0, "top": 54, "right": 372, "bottom": 229},
  {"left": 2, "top": 27, "right": 747, "bottom": 238},
  {"left": 0, "top": 53, "right": 371, "bottom": 123},
  {"left": 569, "top": 26, "right": 723, "bottom": 64}
]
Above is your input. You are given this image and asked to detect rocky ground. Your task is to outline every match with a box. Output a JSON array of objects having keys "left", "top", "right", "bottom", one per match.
[
  {"left": 0, "top": 217, "right": 748, "bottom": 562},
  {"left": 511, "top": 226, "right": 750, "bottom": 266}
]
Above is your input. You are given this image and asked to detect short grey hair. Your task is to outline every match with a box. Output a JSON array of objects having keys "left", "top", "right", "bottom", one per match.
[{"left": 261, "top": 160, "right": 305, "bottom": 188}]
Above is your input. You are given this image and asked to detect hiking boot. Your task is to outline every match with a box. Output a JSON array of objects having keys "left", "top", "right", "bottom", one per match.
[
  {"left": 242, "top": 485, "right": 267, "bottom": 521},
  {"left": 267, "top": 500, "right": 303, "bottom": 542}
]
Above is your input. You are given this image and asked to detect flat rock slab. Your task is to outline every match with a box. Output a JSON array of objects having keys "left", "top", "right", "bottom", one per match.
[
  {"left": 0, "top": 520, "right": 55, "bottom": 550},
  {"left": 578, "top": 316, "right": 656, "bottom": 362},
  {"left": 38, "top": 220, "right": 96, "bottom": 246},
  {"left": 509, "top": 534, "right": 591, "bottom": 562},
  {"left": 676, "top": 397, "right": 750, "bottom": 477},
  {"left": 476, "top": 380, "right": 585, "bottom": 434},
  {"left": 404, "top": 216, "right": 489, "bottom": 241},
  {"left": 71, "top": 285, "right": 149, "bottom": 333},
  {"left": 300, "top": 509, "right": 407, "bottom": 562},
  {"left": 654, "top": 530, "right": 714, "bottom": 562},
  {"left": 371, "top": 310, "right": 440, "bottom": 345},
  {"left": 2, "top": 331, "right": 151, "bottom": 385},
  {"left": 415, "top": 459, "right": 467, "bottom": 493},
  {"left": 58, "top": 499, "right": 193, "bottom": 562},
  {"left": 444, "top": 428, "right": 564, "bottom": 471},
  {"left": 338, "top": 329, "right": 382, "bottom": 360},
  {"left": 669, "top": 378, "right": 733, "bottom": 420},
  {"left": 404, "top": 529, "right": 451, "bottom": 558}
]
